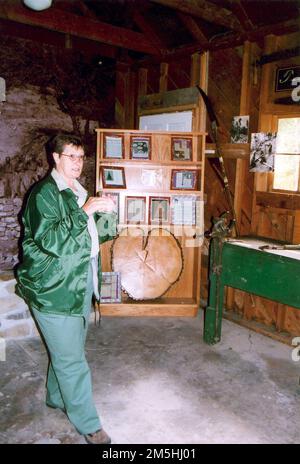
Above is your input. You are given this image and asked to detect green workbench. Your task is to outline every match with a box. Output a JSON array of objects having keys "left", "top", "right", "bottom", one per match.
[{"left": 204, "top": 237, "right": 300, "bottom": 345}]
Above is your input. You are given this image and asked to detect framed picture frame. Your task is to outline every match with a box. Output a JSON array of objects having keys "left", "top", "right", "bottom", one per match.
[
  {"left": 249, "top": 132, "right": 276, "bottom": 172},
  {"left": 149, "top": 196, "right": 170, "bottom": 225},
  {"left": 130, "top": 135, "right": 151, "bottom": 160},
  {"left": 125, "top": 196, "right": 146, "bottom": 224},
  {"left": 275, "top": 65, "right": 300, "bottom": 92},
  {"left": 101, "top": 166, "right": 126, "bottom": 188},
  {"left": 103, "top": 133, "right": 124, "bottom": 159},
  {"left": 171, "top": 195, "right": 197, "bottom": 225},
  {"left": 230, "top": 116, "right": 249, "bottom": 144},
  {"left": 100, "top": 272, "right": 122, "bottom": 303},
  {"left": 171, "top": 169, "right": 198, "bottom": 190},
  {"left": 171, "top": 137, "right": 193, "bottom": 161}
]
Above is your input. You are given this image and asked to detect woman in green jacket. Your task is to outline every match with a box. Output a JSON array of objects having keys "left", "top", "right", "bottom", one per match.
[{"left": 16, "top": 133, "right": 117, "bottom": 444}]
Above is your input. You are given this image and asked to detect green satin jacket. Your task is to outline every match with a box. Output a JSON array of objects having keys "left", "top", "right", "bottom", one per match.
[{"left": 16, "top": 175, "right": 117, "bottom": 316}]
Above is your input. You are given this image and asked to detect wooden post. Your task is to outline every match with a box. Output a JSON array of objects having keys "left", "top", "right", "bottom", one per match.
[
  {"left": 190, "top": 53, "right": 201, "bottom": 87},
  {"left": 65, "top": 33, "right": 72, "bottom": 49},
  {"left": 227, "top": 41, "right": 252, "bottom": 309},
  {"left": 258, "top": 35, "right": 278, "bottom": 119},
  {"left": 191, "top": 51, "right": 209, "bottom": 131},
  {"left": 159, "top": 62, "right": 169, "bottom": 93},
  {"left": 192, "top": 51, "right": 208, "bottom": 317},
  {"left": 233, "top": 40, "right": 252, "bottom": 230},
  {"left": 137, "top": 68, "right": 148, "bottom": 128},
  {"left": 251, "top": 35, "right": 278, "bottom": 232},
  {"left": 198, "top": 52, "right": 209, "bottom": 132},
  {"left": 138, "top": 68, "right": 148, "bottom": 98},
  {"left": 115, "top": 61, "right": 136, "bottom": 129},
  {"left": 115, "top": 61, "right": 128, "bottom": 128},
  {"left": 293, "top": 211, "right": 300, "bottom": 244},
  {"left": 125, "top": 70, "right": 136, "bottom": 129}
]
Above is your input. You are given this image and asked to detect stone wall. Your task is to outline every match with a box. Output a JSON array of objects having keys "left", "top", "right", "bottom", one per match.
[
  {"left": 0, "top": 83, "right": 73, "bottom": 271},
  {"left": 0, "top": 198, "right": 22, "bottom": 269},
  {"left": 0, "top": 270, "right": 38, "bottom": 339},
  {"left": 0, "top": 32, "right": 115, "bottom": 340},
  {"left": 0, "top": 270, "right": 96, "bottom": 340},
  {"left": 0, "top": 84, "right": 98, "bottom": 338},
  {"left": 0, "top": 84, "right": 97, "bottom": 270}
]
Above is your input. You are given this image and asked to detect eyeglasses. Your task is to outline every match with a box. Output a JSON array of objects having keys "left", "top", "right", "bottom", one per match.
[{"left": 61, "top": 153, "right": 86, "bottom": 161}]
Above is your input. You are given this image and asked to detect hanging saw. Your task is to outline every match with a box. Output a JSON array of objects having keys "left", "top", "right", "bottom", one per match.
[
  {"left": 259, "top": 244, "right": 300, "bottom": 251},
  {"left": 196, "top": 85, "right": 240, "bottom": 237}
]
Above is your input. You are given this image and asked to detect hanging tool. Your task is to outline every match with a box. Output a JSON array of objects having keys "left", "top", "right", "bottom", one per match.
[
  {"left": 196, "top": 85, "right": 240, "bottom": 237},
  {"left": 259, "top": 244, "right": 300, "bottom": 251}
]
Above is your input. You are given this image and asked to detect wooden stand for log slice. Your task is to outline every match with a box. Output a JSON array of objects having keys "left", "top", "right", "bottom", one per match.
[{"left": 96, "top": 128, "right": 206, "bottom": 317}]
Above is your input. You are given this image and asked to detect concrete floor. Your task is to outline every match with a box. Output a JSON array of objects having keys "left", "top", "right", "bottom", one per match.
[{"left": 0, "top": 312, "right": 300, "bottom": 444}]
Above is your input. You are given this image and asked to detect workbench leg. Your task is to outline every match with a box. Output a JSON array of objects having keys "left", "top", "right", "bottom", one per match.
[{"left": 204, "top": 283, "right": 224, "bottom": 345}]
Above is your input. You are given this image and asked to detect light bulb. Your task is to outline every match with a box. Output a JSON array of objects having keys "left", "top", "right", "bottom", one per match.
[{"left": 23, "top": 0, "right": 52, "bottom": 11}]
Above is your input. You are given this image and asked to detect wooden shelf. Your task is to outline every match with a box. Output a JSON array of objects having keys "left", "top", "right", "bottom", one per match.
[
  {"left": 102, "top": 189, "right": 204, "bottom": 197},
  {"left": 96, "top": 128, "right": 206, "bottom": 136},
  {"left": 101, "top": 298, "right": 199, "bottom": 317},
  {"left": 96, "top": 128, "right": 205, "bottom": 317},
  {"left": 205, "top": 143, "right": 250, "bottom": 159},
  {"left": 99, "top": 159, "right": 203, "bottom": 167}
]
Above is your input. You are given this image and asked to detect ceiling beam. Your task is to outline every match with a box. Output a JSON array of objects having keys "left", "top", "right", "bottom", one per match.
[
  {"left": 0, "top": 18, "right": 118, "bottom": 59},
  {"left": 177, "top": 12, "right": 209, "bottom": 46},
  {"left": 169, "top": 18, "right": 299, "bottom": 57},
  {"left": 134, "top": 18, "right": 300, "bottom": 66},
  {"left": 131, "top": 7, "right": 166, "bottom": 48},
  {"left": 149, "top": 0, "right": 242, "bottom": 31},
  {"left": 0, "top": 1, "right": 161, "bottom": 55},
  {"left": 76, "top": 1, "right": 98, "bottom": 20},
  {"left": 227, "top": 0, "right": 254, "bottom": 31}
]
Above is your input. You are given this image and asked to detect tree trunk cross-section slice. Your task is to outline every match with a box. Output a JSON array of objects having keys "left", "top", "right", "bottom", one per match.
[{"left": 111, "top": 228, "right": 184, "bottom": 300}]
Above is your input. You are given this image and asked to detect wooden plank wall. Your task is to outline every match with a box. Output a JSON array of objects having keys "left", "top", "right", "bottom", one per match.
[
  {"left": 227, "top": 32, "right": 300, "bottom": 342},
  {"left": 119, "top": 33, "right": 300, "bottom": 341},
  {"left": 202, "top": 48, "right": 244, "bottom": 300}
]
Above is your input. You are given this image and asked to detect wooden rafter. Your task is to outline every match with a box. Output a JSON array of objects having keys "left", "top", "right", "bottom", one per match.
[
  {"left": 76, "top": 1, "right": 98, "bottom": 20},
  {"left": 140, "top": 18, "right": 300, "bottom": 64},
  {"left": 0, "top": 17, "right": 117, "bottom": 58},
  {"left": 149, "top": 0, "right": 242, "bottom": 31},
  {"left": 227, "top": 0, "right": 254, "bottom": 31},
  {"left": 0, "top": 1, "right": 160, "bottom": 55},
  {"left": 131, "top": 6, "right": 165, "bottom": 48},
  {"left": 177, "top": 12, "right": 209, "bottom": 46}
]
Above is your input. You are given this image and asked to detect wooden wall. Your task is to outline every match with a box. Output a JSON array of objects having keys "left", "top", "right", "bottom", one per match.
[
  {"left": 120, "top": 32, "right": 300, "bottom": 342},
  {"left": 226, "top": 32, "right": 300, "bottom": 342}
]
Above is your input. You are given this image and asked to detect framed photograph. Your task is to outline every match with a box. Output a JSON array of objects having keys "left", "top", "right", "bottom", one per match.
[
  {"left": 100, "top": 272, "right": 121, "bottom": 303},
  {"left": 149, "top": 196, "right": 170, "bottom": 224},
  {"left": 171, "top": 169, "right": 198, "bottom": 190},
  {"left": 130, "top": 135, "right": 151, "bottom": 160},
  {"left": 102, "top": 166, "right": 126, "bottom": 188},
  {"left": 171, "top": 195, "right": 197, "bottom": 225},
  {"left": 104, "top": 133, "right": 124, "bottom": 159},
  {"left": 230, "top": 116, "right": 249, "bottom": 143},
  {"left": 125, "top": 196, "right": 146, "bottom": 224},
  {"left": 171, "top": 137, "right": 193, "bottom": 161},
  {"left": 249, "top": 132, "right": 276, "bottom": 172}
]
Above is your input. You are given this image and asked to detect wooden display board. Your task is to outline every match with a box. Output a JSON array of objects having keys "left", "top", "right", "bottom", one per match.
[{"left": 95, "top": 128, "right": 206, "bottom": 317}]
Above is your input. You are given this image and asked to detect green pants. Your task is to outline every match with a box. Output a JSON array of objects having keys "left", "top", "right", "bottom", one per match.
[{"left": 32, "top": 263, "right": 101, "bottom": 435}]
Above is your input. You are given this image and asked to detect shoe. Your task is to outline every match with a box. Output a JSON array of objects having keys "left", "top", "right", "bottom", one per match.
[{"left": 84, "top": 429, "right": 111, "bottom": 445}]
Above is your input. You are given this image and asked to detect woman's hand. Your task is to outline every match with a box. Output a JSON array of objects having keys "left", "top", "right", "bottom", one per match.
[{"left": 82, "top": 195, "right": 116, "bottom": 216}]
